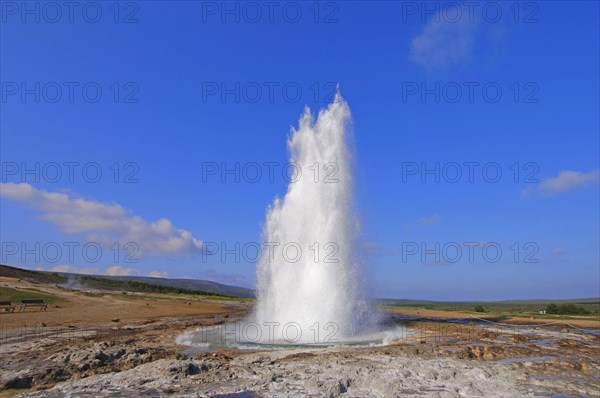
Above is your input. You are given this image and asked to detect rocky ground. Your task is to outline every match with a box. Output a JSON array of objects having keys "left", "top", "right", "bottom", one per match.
[
  {"left": 1, "top": 312, "right": 598, "bottom": 397},
  {"left": 1, "top": 277, "right": 598, "bottom": 397}
]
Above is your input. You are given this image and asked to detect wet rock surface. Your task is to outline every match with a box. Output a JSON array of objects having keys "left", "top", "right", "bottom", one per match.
[{"left": 1, "top": 316, "right": 598, "bottom": 397}]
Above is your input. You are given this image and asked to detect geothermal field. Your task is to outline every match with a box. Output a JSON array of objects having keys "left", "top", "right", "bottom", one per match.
[
  {"left": 2, "top": 2, "right": 599, "bottom": 397},
  {"left": 0, "top": 270, "right": 599, "bottom": 397}
]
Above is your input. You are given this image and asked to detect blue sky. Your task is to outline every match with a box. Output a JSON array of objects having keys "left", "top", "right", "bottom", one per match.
[{"left": 1, "top": 1, "right": 598, "bottom": 300}]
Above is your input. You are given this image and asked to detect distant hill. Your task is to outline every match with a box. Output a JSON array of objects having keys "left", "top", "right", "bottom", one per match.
[
  {"left": 96, "top": 275, "right": 254, "bottom": 298},
  {"left": 0, "top": 264, "right": 254, "bottom": 298},
  {"left": 377, "top": 297, "right": 600, "bottom": 306},
  {"left": 377, "top": 297, "right": 600, "bottom": 315},
  {"left": 2, "top": 264, "right": 596, "bottom": 304}
]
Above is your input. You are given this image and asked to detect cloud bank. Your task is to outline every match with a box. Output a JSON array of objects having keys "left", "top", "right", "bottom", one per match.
[
  {"left": 521, "top": 169, "right": 599, "bottom": 198},
  {"left": 49, "top": 264, "right": 141, "bottom": 276},
  {"left": 148, "top": 271, "right": 169, "bottom": 278},
  {"left": 0, "top": 183, "right": 204, "bottom": 256}
]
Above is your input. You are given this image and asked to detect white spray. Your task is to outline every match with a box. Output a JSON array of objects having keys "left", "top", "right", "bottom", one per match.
[{"left": 253, "top": 93, "right": 374, "bottom": 344}]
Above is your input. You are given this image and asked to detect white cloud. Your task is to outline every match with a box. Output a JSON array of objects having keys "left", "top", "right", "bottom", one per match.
[
  {"left": 50, "top": 264, "right": 100, "bottom": 275},
  {"left": 521, "top": 169, "right": 599, "bottom": 198},
  {"left": 49, "top": 264, "right": 141, "bottom": 277},
  {"left": 148, "top": 271, "right": 169, "bottom": 278},
  {"left": 0, "top": 183, "right": 204, "bottom": 256},
  {"left": 106, "top": 265, "right": 140, "bottom": 276},
  {"left": 409, "top": 15, "right": 477, "bottom": 71},
  {"left": 539, "top": 169, "right": 599, "bottom": 194}
]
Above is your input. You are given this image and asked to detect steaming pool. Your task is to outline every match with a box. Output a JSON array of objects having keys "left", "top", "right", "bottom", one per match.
[{"left": 176, "top": 322, "right": 415, "bottom": 353}]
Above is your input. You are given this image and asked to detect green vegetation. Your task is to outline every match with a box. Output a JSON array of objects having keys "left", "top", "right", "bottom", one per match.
[
  {"left": 0, "top": 286, "right": 62, "bottom": 304},
  {"left": 111, "top": 291, "right": 251, "bottom": 303},
  {"left": 473, "top": 305, "right": 486, "bottom": 313},
  {"left": 381, "top": 297, "right": 600, "bottom": 319},
  {"left": 546, "top": 303, "right": 590, "bottom": 315},
  {"left": 77, "top": 276, "right": 237, "bottom": 298}
]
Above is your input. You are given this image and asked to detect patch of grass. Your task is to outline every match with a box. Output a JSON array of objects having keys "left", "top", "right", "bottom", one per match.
[
  {"left": 80, "top": 291, "right": 108, "bottom": 298},
  {"left": 200, "top": 295, "right": 253, "bottom": 302},
  {"left": 75, "top": 275, "right": 243, "bottom": 298},
  {"left": 383, "top": 299, "right": 600, "bottom": 319},
  {"left": 546, "top": 303, "right": 590, "bottom": 315},
  {"left": 115, "top": 291, "right": 252, "bottom": 302},
  {"left": 0, "top": 286, "right": 63, "bottom": 304},
  {"left": 76, "top": 289, "right": 252, "bottom": 303}
]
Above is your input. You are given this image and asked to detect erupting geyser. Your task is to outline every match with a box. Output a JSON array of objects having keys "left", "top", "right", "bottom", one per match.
[
  {"left": 177, "top": 93, "right": 404, "bottom": 349},
  {"left": 253, "top": 92, "right": 373, "bottom": 344}
]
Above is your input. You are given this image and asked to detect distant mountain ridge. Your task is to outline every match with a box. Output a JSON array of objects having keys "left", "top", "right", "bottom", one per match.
[{"left": 0, "top": 264, "right": 254, "bottom": 298}]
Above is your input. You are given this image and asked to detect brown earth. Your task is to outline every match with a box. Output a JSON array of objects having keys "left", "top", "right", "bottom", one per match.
[{"left": 0, "top": 277, "right": 237, "bottom": 329}]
